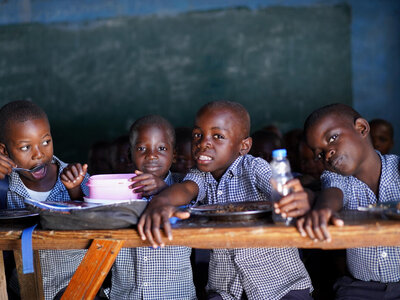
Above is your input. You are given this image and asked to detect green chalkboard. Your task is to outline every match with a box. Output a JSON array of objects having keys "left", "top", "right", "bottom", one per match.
[{"left": 0, "top": 5, "right": 351, "bottom": 162}]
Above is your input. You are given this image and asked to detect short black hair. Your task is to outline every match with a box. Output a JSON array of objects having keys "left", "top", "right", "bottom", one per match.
[
  {"left": 129, "top": 115, "right": 176, "bottom": 147},
  {"left": 304, "top": 103, "right": 362, "bottom": 134},
  {"left": 0, "top": 100, "right": 48, "bottom": 144},
  {"left": 196, "top": 100, "right": 251, "bottom": 138},
  {"left": 369, "top": 118, "right": 394, "bottom": 139}
]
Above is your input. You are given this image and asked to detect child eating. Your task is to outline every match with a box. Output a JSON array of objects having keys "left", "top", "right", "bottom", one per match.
[{"left": 0, "top": 100, "right": 89, "bottom": 300}]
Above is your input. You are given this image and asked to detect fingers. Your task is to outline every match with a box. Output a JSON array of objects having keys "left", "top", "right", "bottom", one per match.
[
  {"left": 276, "top": 190, "right": 310, "bottom": 218},
  {"left": 0, "top": 155, "right": 15, "bottom": 178},
  {"left": 61, "top": 163, "right": 86, "bottom": 187},
  {"left": 301, "top": 209, "right": 335, "bottom": 242}
]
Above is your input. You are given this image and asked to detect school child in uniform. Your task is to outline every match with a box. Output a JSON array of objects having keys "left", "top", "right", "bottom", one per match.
[
  {"left": 108, "top": 115, "right": 196, "bottom": 300},
  {"left": 297, "top": 103, "right": 400, "bottom": 299},
  {"left": 369, "top": 118, "right": 394, "bottom": 155},
  {"left": 0, "top": 100, "right": 89, "bottom": 300},
  {"left": 138, "top": 101, "right": 313, "bottom": 300}
]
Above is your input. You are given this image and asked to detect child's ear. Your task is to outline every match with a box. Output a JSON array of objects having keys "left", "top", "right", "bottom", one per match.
[
  {"left": 0, "top": 143, "right": 8, "bottom": 156},
  {"left": 239, "top": 137, "right": 252, "bottom": 156},
  {"left": 355, "top": 118, "right": 370, "bottom": 138}
]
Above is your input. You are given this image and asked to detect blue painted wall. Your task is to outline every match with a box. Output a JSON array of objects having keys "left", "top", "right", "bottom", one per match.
[{"left": 1, "top": 0, "right": 399, "bottom": 154}]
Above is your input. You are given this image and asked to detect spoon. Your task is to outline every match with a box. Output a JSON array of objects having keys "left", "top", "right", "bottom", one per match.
[{"left": 13, "top": 165, "right": 44, "bottom": 173}]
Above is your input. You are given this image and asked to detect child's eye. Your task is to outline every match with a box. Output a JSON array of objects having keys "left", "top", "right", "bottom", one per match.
[
  {"left": 193, "top": 133, "right": 202, "bottom": 139},
  {"left": 20, "top": 146, "right": 29, "bottom": 151},
  {"left": 42, "top": 139, "right": 51, "bottom": 146},
  {"left": 316, "top": 152, "right": 324, "bottom": 161},
  {"left": 328, "top": 134, "right": 338, "bottom": 143},
  {"left": 136, "top": 146, "right": 145, "bottom": 151},
  {"left": 213, "top": 134, "right": 224, "bottom": 139},
  {"left": 158, "top": 146, "right": 167, "bottom": 151}
]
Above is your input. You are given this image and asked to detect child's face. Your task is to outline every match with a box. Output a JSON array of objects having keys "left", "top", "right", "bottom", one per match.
[
  {"left": 0, "top": 118, "right": 54, "bottom": 181},
  {"left": 306, "top": 114, "right": 368, "bottom": 177},
  {"left": 370, "top": 123, "right": 393, "bottom": 155},
  {"left": 172, "top": 140, "right": 195, "bottom": 174},
  {"left": 192, "top": 107, "right": 250, "bottom": 180},
  {"left": 130, "top": 125, "right": 174, "bottom": 179}
]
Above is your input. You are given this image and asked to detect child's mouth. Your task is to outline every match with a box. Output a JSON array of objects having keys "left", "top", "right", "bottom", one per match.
[
  {"left": 197, "top": 155, "right": 212, "bottom": 163},
  {"left": 31, "top": 165, "right": 47, "bottom": 179}
]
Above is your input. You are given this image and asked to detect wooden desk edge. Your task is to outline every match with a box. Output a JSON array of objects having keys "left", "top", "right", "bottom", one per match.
[{"left": 1, "top": 220, "right": 399, "bottom": 250}]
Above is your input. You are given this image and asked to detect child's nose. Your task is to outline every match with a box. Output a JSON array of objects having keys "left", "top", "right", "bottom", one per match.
[
  {"left": 32, "top": 146, "right": 44, "bottom": 160},
  {"left": 325, "top": 149, "right": 335, "bottom": 161},
  {"left": 145, "top": 150, "right": 158, "bottom": 160},
  {"left": 198, "top": 136, "right": 211, "bottom": 150}
]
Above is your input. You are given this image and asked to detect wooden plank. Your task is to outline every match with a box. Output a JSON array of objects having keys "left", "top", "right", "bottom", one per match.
[
  {"left": 0, "top": 251, "right": 8, "bottom": 300},
  {"left": 14, "top": 250, "right": 44, "bottom": 300},
  {"left": 61, "top": 239, "right": 124, "bottom": 300}
]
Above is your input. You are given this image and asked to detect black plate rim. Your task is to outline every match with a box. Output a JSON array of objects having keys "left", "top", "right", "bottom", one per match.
[{"left": 0, "top": 209, "right": 39, "bottom": 220}]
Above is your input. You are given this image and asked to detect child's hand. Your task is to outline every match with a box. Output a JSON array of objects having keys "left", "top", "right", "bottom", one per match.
[
  {"left": 129, "top": 170, "right": 168, "bottom": 197},
  {"left": 61, "top": 163, "right": 88, "bottom": 190},
  {"left": 137, "top": 197, "right": 190, "bottom": 248},
  {"left": 273, "top": 178, "right": 311, "bottom": 218},
  {"left": 0, "top": 153, "right": 16, "bottom": 179},
  {"left": 296, "top": 208, "right": 344, "bottom": 242}
]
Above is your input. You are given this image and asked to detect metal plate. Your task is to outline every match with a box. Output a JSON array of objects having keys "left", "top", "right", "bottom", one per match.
[
  {"left": 189, "top": 201, "right": 272, "bottom": 221},
  {"left": 0, "top": 209, "right": 39, "bottom": 220},
  {"left": 357, "top": 201, "right": 400, "bottom": 220}
]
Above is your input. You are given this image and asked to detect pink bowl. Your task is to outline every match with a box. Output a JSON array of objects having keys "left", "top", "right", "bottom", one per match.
[{"left": 86, "top": 173, "right": 140, "bottom": 200}]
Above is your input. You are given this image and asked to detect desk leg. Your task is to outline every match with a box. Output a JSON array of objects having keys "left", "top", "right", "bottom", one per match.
[
  {"left": 14, "top": 250, "right": 44, "bottom": 300},
  {"left": 61, "top": 239, "right": 124, "bottom": 300},
  {"left": 0, "top": 251, "right": 8, "bottom": 300}
]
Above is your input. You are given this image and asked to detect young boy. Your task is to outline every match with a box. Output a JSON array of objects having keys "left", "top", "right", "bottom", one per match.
[
  {"left": 138, "top": 101, "right": 313, "bottom": 300},
  {"left": 0, "top": 100, "right": 89, "bottom": 300},
  {"left": 369, "top": 118, "right": 394, "bottom": 155},
  {"left": 108, "top": 115, "right": 196, "bottom": 300},
  {"left": 297, "top": 103, "right": 400, "bottom": 299}
]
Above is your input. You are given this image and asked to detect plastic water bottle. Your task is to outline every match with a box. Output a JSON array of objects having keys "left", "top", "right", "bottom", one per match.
[{"left": 270, "top": 149, "right": 293, "bottom": 225}]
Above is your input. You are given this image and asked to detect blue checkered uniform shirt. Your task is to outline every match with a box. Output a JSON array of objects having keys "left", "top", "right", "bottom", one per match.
[
  {"left": 6, "top": 155, "right": 90, "bottom": 300},
  {"left": 108, "top": 171, "right": 196, "bottom": 300},
  {"left": 184, "top": 155, "right": 312, "bottom": 300},
  {"left": 321, "top": 152, "right": 400, "bottom": 283}
]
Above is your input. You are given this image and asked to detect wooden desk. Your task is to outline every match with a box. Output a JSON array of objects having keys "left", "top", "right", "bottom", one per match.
[{"left": 1, "top": 211, "right": 399, "bottom": 299}]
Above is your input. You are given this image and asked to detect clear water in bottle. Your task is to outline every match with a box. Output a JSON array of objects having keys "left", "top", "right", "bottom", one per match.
[{"left": 270, "top": 149, "right": 293, "bottom": 225}]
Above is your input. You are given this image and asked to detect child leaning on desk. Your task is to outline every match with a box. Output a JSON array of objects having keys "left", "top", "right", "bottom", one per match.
[
  {"left": 138, "top": 100, "right": 313, "bottom": 300},
  {"left": 296, "top": 103, "right": 400, "bottom": 299},
  {"left": 107, "top": 115, "right": 196, "bottom": 300},
  {"left": 0, "top": 100, "right": 91, "bottom": 300}
]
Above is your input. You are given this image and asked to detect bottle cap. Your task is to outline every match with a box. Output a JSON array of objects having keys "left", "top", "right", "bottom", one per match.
[{"left": 272, "top": 149, "right": 287, "bottom": 158}]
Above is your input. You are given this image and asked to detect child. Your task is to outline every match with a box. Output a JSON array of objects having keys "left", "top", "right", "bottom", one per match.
[
  {"left": 171, "top": 127, "right": 195, "bottom": 176},
  {"left": 138, "top": 101, "right": 313, "bottom": 300},
  {"left": 108, "top": 115, "right": 196, "bottom": 299},
  {"left": 0, "top": 100, "right": 89, "bottom": 300},
  {"left": 369, "top": 118, "right": 394, "bottom": 155},
  {"left": 297, "top": 103, "right": 400, "bottom": 299},
  {"left": 249, "top": 130, "right": 282, "bottom": 162}
]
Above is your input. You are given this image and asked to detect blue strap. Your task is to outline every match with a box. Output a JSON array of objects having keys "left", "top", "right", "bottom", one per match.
[
  {"left": 0, "top": 175, "right": 9, "bottom": 209},
  {"left": 21, "top": 224, "right": 38, "bottom": 274}
]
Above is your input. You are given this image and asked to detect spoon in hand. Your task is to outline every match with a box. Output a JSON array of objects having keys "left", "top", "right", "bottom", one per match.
[{"left": 13, "top": 165, "right": 44, "bottom": 173}]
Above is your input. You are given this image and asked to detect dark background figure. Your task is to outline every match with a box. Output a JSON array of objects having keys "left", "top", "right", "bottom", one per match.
[
  {"left": 87, "top": 141, "right": 113, "bottom": 175},
  {"left": 250, "top": 130, "right": 283, "bottom": 162},
  {"left": 283, "top": 128, "right": 303, "bottom": 175},
  {"left": 110, "top": 135, "right": 133, "bottom": 174},
  {"left": 369, "top": 118, "right": 394, "bottom": 155},
  {"left": 171, "top": 127, "right": 195, "bottom": 176}
]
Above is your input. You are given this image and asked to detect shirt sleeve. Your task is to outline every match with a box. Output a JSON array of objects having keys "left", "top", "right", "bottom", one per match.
[
  {"left": 251, "top": 157, "right": 272, "bottom": 197},
  {"left": 320, "top": 170, "right": 348, "bottom": 206},
  {"left": 182, "top": 168, "right": 206, "bottom": 204}
]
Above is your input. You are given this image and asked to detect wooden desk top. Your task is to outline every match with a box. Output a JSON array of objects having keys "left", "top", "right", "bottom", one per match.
[{"left": 0, "top": 211, "right": 399, "bottom": 250}]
